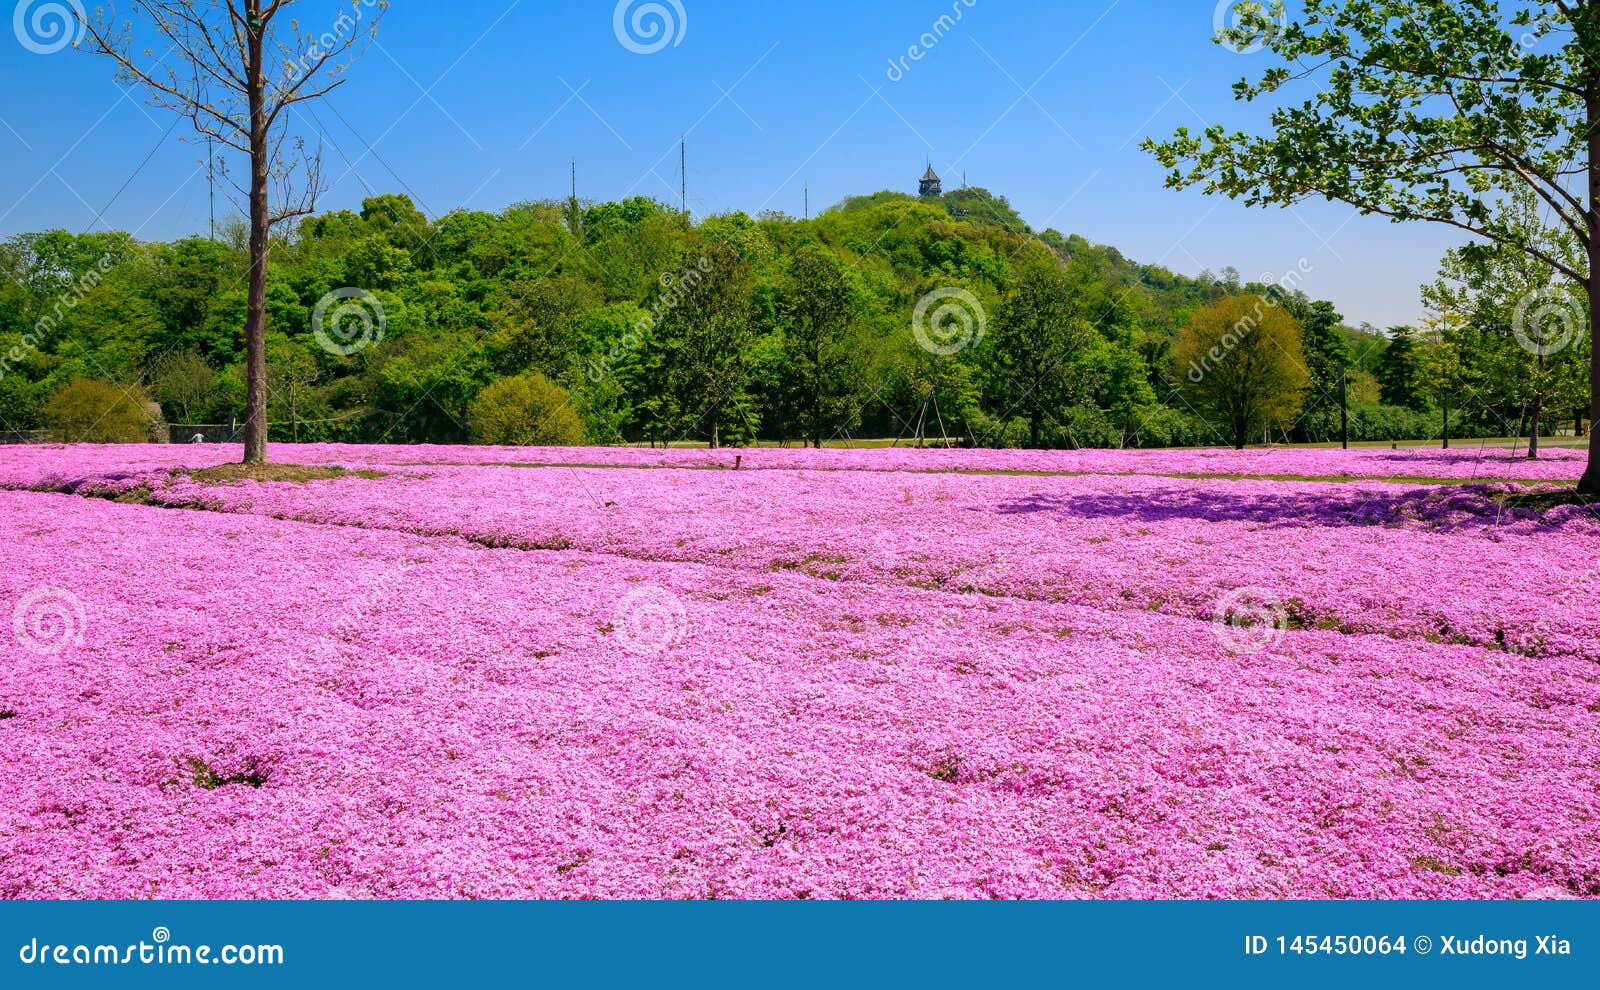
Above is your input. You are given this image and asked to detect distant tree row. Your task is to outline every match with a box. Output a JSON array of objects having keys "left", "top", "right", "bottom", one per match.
[{"left": 0, "top": 187, "right": 1557, "bottom": 450}]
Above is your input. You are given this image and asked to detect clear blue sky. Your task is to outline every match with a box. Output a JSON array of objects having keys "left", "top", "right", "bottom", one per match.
[{"left": 0, "top": 0, "right": 1458, "bottom": 328}]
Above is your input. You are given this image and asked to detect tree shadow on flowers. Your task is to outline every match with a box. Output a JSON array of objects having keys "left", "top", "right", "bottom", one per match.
[{"left": 993, "top": 483, "right": 1591, "bottom": 533}]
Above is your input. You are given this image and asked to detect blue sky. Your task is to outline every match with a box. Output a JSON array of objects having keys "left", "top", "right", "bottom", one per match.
[{"left": 0, "top": 0, "right": 1460, "bottom": 328}]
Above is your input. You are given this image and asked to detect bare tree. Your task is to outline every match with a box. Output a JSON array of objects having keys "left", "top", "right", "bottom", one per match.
[{"left": 78, "top": 1, "right": 384, "bottom": 463}]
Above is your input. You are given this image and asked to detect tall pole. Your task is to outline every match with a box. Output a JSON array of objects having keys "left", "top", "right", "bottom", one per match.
[
  {"left": 803, "top": 182, "right": 809, "bottom": 220},
  {"left": 568, "top": 157, "right": 579, "bottom": 236},
  {"left": 1339, "top": 366, "right": 1349, "bottom": 450},
  {"left": 680, "top": 137, "right": 686, "bottom": 215},
  {"left": 207, "top": 135, "right": 215, "bottom": 241}
]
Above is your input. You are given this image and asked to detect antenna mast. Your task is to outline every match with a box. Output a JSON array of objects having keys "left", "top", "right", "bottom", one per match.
[
  {"left": 207, "top": 135, "right": 215, "bottom": 241},
  {"left": 680, "top": 136, "right": 686, "bottom": 215}
]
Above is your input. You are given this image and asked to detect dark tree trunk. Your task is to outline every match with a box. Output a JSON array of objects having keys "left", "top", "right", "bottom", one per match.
[
  {"left": 1582, "top": 300, "right": 1600, "bottom": 493},
  {"left": 1441, "top": 400, "right": 1450, "bottom": 449},
  {"left": 1528, "top": 397, "right": 1541, "bottom": 460},
  {"left": 1582, "top": 82, "right": 1600, "bottom": 494},
  {"left": 241, "top": 1, "right": 269, "bottom": 465}
]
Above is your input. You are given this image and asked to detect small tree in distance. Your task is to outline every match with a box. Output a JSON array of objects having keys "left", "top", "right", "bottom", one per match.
[
  {"left": 1176, "top": 295, "right": 1309, "bottom": 449},
  {"left": 149, "top": 350, "right": 218, "bottom": 423},
  {"left": 77, "top": 1, "right": 385, "bottom": 464},
  {"left": 469, "top": 374, "right": 587, "bottom": 447}
]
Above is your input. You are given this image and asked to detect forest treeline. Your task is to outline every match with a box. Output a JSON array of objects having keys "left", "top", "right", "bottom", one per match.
[{"left": 0, "top": 186, "right": 1557, "bottom": 448}]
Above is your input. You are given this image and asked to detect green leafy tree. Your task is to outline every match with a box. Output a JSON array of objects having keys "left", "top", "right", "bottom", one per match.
[
  {"left": 1422, "top": 189, "right": 1590, "bottom": 456},
  {"left": 1376, "top": 327, "right": 1428, "bottom": 411},
  {"left": 149, "top": 350, "right": 218, "bottom": 423},
  {"left": 986, "top": 257, "right": 1094, "bottom": 447},
  {"left": 1288, "top": 298, "right": 1351, "bottom": 437},
  {"left": 1176, "top": 295, "right": 1310, "bottom": 448},
  {"left": 265, "top": 335, "right": 321, "bottom": 441},
  {"left": 659, "top": 241, "right": 757, "bottom": 447},
  {"left": 776, "top": 246, "right": 863, "bottom": 446},
  {"left": 1415, "top": 313, "right": 1479, "bottom": 448},
  {"left": 1146, "top": 0, "right": 1600, "bottom": 487}
]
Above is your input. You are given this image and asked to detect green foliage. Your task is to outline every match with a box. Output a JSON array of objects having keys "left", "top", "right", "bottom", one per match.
[
  {"left": 984, "top": 256, "right": 1096, "bottom": 447},
  {"left": 468, "top": 373, "right": 586, "bottom": 446},
  {"left": 43, "top": 379, "right": 156, "bottom": 443},
  {"left": 1176, "top": 295, "right": 1310, "bottom": 448},
  {"left": 148, "top": 350, "right": 218, "bottom": 423},
  {"left": 773, "top": 246, "right": 865, "bottom": 445},
  {"left": 1145, "top": 0, "right": 1598, "bottom": 466},
  {"left": 1, "top": 187, "right": 1399, "bottom": 449},
  {"left": 1376, "top": 327, "right": 1428, "bottom": 411}
]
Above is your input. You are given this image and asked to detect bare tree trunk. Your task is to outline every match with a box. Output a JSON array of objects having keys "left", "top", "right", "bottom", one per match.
[
  {"left": 241, "top": 1, "right": 269, "bottom": 465},
  {"left": 1528, "top": 397, "right": 1541, "bottom": 460},
  {"left": 1582, "top": 84, "right": 1600, "bottom": 495},
  {"left": 1441, "top": 400, "right": 1450, "bottom": 449},
  {"left": 1583, "top": 299, "right": 1600, "bottom": 492}
]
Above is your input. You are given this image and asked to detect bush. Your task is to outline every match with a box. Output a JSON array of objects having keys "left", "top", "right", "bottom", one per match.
[
  {"left": 468, "top": 374, "right": 586, "bottom": 446},
  {"left": 0, "top": 374, "right": 45, "bottom": 431},
  {"left": 42, "top": 379, "right": 158, "bottom": 443},
  {"left": 1126, "top": 404, "right": 1212, "bottom": 448},
  {"left": 1053, "top": 405, "right": 1119, "bottom": 448}
]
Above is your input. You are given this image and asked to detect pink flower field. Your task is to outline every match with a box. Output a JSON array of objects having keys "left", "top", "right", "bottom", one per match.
[{"left": 2, "top": 443, "right": 1598, "bottom": 899}]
